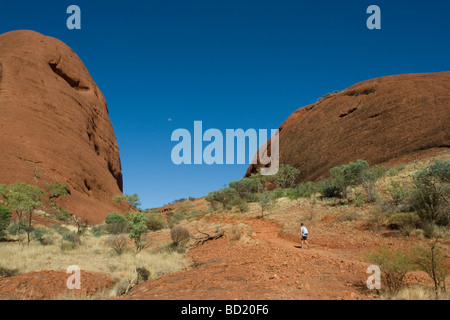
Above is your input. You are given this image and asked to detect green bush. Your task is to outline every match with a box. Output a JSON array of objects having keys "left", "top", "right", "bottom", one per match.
[
  {"left": 0, "top": 205, "right": 12, "bottom": 239},
  {"left": 60, "top": 232, "right": 81, "bottom": 251},
  {"left": 7, "top": 221, "right": 27, "bottom": 235},
  {"left": 388, "top": 212, "right": 420, "bottom": 234},
  {"left": 329, "top": 160, "right": 370, "bottom": 198},
  {"left": 410, "top": 162, "right": 450, "bottom": 226},
  {"left": 205, "top": 188, "right": 238, "bottom": 211},
  {"left": 50, "top": 224, "right": 70, "bottom": 235},
  {"left": 105, "top": 212, "right": 126, "bottom": 225},
  {"left": 91, "top": 225, "right": 103, "bottom": 237},
  {"left": 321, "top": 183, "right": 342, "bottom": 198},
  {"left": 45, "top": 182, "right": 68, "bottom": 199},
  {"left": 363, "top": 246, "right": 414, "bottom": 293},
  {"left": 145, "top": 210, "right": 166, "bottom": 231},
  {"left": 273, "top": 188, "right": 286, "bottom": 199},
  {"left": 275, "top": 165, "right": 300, "bottom": 189},
  {"left": 296, "top": 182, "right": 321, "bottom": 198},
  {"left": 229, "top": 178, "right": 262, "bottom": 201},
  {"left": 229, "top": 197, "right": 249, "bottom": 213},
  {"left": 105, "top": 212, "right": 128, "bottom": 234}
]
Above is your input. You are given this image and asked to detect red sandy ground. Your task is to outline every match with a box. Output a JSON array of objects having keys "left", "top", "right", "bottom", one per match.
[
  {"left": 121, "top": 217, "right": 442, "bottom": 300},
  {"left": 0, "top": 270, "right": 114, "bottom": 300}
]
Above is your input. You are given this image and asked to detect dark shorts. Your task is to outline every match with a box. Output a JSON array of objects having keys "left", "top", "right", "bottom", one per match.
[{"left": 302, "top": 235, "right": 308, "bottom": 240}]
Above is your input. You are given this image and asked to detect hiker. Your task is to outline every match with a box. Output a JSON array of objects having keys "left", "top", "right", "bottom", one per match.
[{"left": 300, "top": 223, "right": 310, "bottom": 249}]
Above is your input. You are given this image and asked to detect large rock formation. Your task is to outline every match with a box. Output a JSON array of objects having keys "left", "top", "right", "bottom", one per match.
[
  {"left": 0, "top": 30, "right": 123, "bottom": 223},
  {"left": 247, "top": 72, "right": 450, "bottom": 181}
]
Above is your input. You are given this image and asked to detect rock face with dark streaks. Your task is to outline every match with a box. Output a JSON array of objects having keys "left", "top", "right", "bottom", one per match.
[{"left": 0, "top": 30, "right": 123, "bottom": 223}]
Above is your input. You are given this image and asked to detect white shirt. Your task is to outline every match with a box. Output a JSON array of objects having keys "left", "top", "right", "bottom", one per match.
[{"left": 301, "top": 226, "right": 308, "bottom": 236}]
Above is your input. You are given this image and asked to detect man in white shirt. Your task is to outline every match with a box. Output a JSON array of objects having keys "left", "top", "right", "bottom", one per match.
[{"left": 300, "top": 223, "right": 310, "bottom": 249}]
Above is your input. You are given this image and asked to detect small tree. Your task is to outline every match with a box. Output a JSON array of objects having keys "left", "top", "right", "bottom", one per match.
[
  {"left": 0, "top": 205, "right": 12, "bottom": 240},
  {"left": 275, "top": 164, "right": 300, "bottom": 189},
  {"left": 329, "top": 160, "right": 370, "bottom": 198},
  {"left": 410, "top": 162, "right": 449, "bottom": 226},
  {"left": 112, "top": 195, "right": 127, "bottom": 213},
  {"left": 125, "top": 194, "right": 141, "bottom": 209},
  {"left": 127, "top": 211, "right": 148, "bottom": 252},
  {"left": 258, "top": 192, "right": 276, "bottom": 218},
  {"left": 413, "top": 240, "right": 448, "bottom": 299},
  {"left": 3, "top": 182, "right": 45, "bottom": 244},
  {"left": 363, "top": 246, "right": 413, "bottom": 293}
]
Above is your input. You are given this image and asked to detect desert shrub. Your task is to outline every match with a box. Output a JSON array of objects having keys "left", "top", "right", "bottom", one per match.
[
  {"left": 145, "top": 210, "right": 166, "bottom": 231},
  {"left": 321, "top": 183, "right": 342, "bottom": 199},
  {"left": 229, "top": 178, "right": 262, "bottom": 202},
  {"left": 275, "top": 165, "right": 300, "bottom": 189},
  {"left": 31, "top": 229, "right": 47, "bottom": 245},
  {"left": 385, "top": 181, "right": 412, "bottom": 207},
  {"left": 409, "top": 162, "right": 450, "bottom": 226},
  {"left": 296, "top": 182, "right": 320, "bottom": 198},
  {"left": 273, "top": 188, "right": 286, "bottom": 199},
  {"left": 363, "top": 246, "right": 413, "bottom": 293},
  {"left": 105, "top": 212, "right": 126, "bottom": 225},
  {"left": 205, "top": 188, "right": 238, "bottom": 211},
  {"left": 258, "top": 192, "right": 276, "bottom": 218},
  {"left": 45, "top": 182, "right": 68, "bottom": 199},
  {"left": 136, "top": 267, "right": 150, "bottom": 282},
  {"left": 60, "top": 232, "right": 81, "bottom": 251},
  {"left": 105, "top": 212, "right": 128, "bottom": 234},
  {"left": 90, "top": 225, "right": 103, "bottom": 237},
  {"left": 189, "top": 196, "right": 196, "bottom": 201},
  {"left": 339, "top": 211, "right": 363, "bottom": 222},
  {"left": 0, "top": 267, "right": 19, "bottom": 278},
  {"left": 387, "top": 163, "right": 407, "bottom": 177},
  {"left": 7, "top": 220, "right": 27, "bottom": 235},
  {"left": 413, "top": 240, "right": 449, "bottom": 298},
  {"left": 0, "top": 205, "right": 12, "bottom": 239},
  {"left": 55, "top": 208, "right": 72, "bottom": 222},
  {"left": 230, "top": 225, "right": 243, "bottom": 241},
  {"left": 366, "top": 207, "right": 390, "bottom": 225},
  {"left": 229, "top": 197, "right": 249, "bottom": 213},
  {"left": 285, "top": 188, "right": 298, "bottom": 200},
  {"left": 328, "top": 160, "right": 371, "bottom": 198},
  {"left": 166, "top": 211, "right": 186, "bottom": 228},
  {"left": 360, "top": 169, "right": 379, "bottom": 202},
  {"left": 170, "top": 225, "right": 190, "bottom": 246},
  {"left": 388, "top": 212, "right": 421, "bottom": 235},
  {"left": 187, "top": 210, "right": 204, "bottom": 221},
  {"left": 105, "top": 235, "right": 128, "bottom": 255}
]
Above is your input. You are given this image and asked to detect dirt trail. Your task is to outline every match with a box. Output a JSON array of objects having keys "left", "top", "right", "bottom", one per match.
[{"left": 123, "top": 218, "right": 372, "bottom": 300}]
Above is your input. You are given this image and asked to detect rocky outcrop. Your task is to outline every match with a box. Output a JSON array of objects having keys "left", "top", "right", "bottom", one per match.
[
  {"left": 246, "top": 72, "right": 450, "bottom": 181},
  {"left": 0, "top": 30, "right": 123, "bottom": 223}
]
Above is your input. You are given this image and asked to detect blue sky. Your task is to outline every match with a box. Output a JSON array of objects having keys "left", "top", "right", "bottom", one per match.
[{"left": 1, "top": 1, "right": 449, "bottom": 209}]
